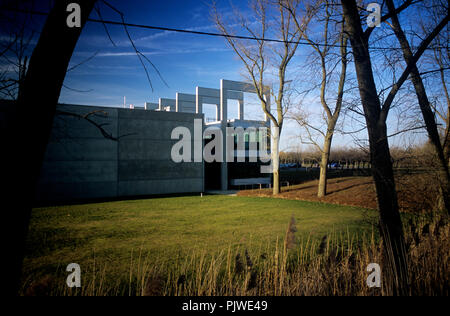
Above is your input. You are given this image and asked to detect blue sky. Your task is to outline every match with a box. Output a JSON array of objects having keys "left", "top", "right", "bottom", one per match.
[
  {"left": 1, "top": 0, "right": 435, "bottom": 151},
  {"left": 59, "top": 0, "right": 311, "bottom": 150},
  {"left": 61, "top": 0, "right": 243, "bottom": 107}
]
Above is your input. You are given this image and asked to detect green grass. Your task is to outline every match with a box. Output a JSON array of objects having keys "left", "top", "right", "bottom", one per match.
[{"left": 22, "top": 195, "right": 377, "bottom": 293}]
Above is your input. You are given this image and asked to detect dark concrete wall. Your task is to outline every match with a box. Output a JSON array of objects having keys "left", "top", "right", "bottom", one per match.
[{"left": 29, "top": 104, "right": 204, "bottom": 203}]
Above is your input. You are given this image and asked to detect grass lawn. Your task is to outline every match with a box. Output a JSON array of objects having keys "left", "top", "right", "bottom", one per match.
[{"left": 22, "top": 195, "right": 377, "bottom": 294}]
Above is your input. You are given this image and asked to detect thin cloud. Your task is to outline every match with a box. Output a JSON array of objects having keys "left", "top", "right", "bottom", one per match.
[
  {"left": 79, "top": 46, "right": 231, "bottom": 58},
  {"left": 130, "top": 24, "right": 219, "bottom": 44}
]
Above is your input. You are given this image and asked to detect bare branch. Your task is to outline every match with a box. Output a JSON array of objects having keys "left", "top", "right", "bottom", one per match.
[
  {"left": 55, "top": 109, "right": 136, "bottom": 141},
  {"left": 100, "top": 0, "right": 169, "bottom": 91}
]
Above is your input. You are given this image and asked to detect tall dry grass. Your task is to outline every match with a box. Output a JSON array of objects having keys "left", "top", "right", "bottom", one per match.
[{"left": 22, "top": 214, "right": 449, "bottom": 296}]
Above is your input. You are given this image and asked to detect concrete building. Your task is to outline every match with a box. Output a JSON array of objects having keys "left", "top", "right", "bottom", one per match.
[
  {"left": 198, "top": 80, "right": 271, "bottom": 190},
  {"left": 35, "top": 104, "right": 204, "bottom": 203},
  {"left": 1, "top": 79, "right": 272, "bottom": 203}
]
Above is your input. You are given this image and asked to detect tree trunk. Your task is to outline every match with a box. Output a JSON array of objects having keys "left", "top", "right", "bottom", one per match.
[
  {"left": 2, "top": 0, "right": 96, "bottom": 295},
  {"left": 341, "top": 0, "right": 409, "bottom": 295},
  {"left": 318, "top": 134, "right": 333, "bottom": 197},
  {"left": 369, "top": 123, "right": 409, "bottom": 296},
  {"left": 386, "top": 0, "right": 450, "bottom": 213},
  {"left": 443, "top": 78, "right": 450, "bottom": 165},
  {"left": 272, "top": 133, "right": 280, "bottom": 195}
]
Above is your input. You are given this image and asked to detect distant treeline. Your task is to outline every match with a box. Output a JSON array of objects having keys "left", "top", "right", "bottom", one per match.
[{"left": 280, "top": 142, "right": 446, "bottom": 169}]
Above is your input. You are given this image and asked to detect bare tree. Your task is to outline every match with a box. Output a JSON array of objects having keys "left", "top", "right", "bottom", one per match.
[
  {"left": 1, "top": 0, "right": 169, "bottom": 294},
  {"left": 385, "top": 0, "right": 450, "bottom": 213},
  {"left": 341, "top": 0, "right": 448, "bottom": 295},
  {"left": 431, "top": 36, "right": 450, "bottom": 164},
  {"left": 1, "top": 0, "right": 97, "bottom": 295},
  {"left": 0, "top": 3, "right": 36, "bottom": 99},
  {"left": 213, "top": 0, "right": 313, "bottom": 194},
  {"left": 287, "top": 0, "right": 349, "bottom": 197}
]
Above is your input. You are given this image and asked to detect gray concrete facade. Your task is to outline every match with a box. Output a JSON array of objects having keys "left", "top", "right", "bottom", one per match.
[
  {"left": 176, "top": 93, "right": 196, "bottom": 113},
  {"left": 218, "top": 79, "right": 271, "bottom": 190},
  {"left": 35, "top": 104, "right": 204, "bottom": 203},
  {"left": 0, "top": 79, "right": 270, "bottom": 203},
  {"left": 154, "top": 79, "right": 271, "bottom": 191}
]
